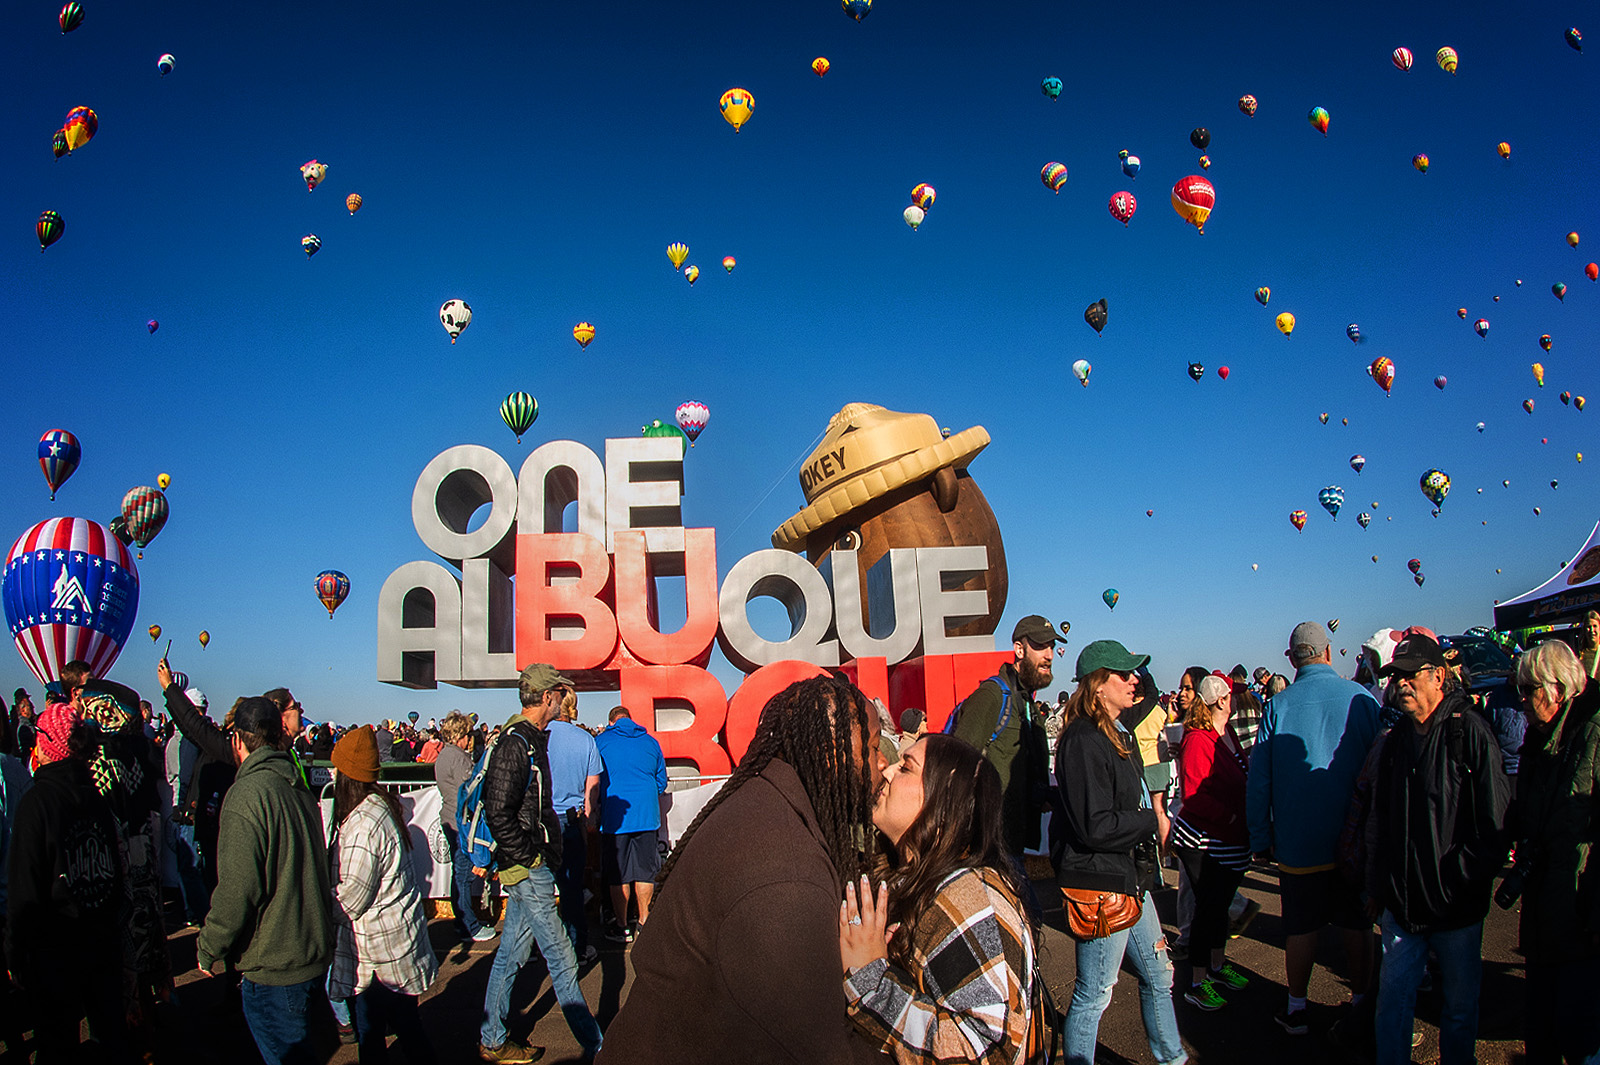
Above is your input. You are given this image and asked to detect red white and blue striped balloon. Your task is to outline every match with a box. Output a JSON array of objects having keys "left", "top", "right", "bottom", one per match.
[
  {"left": 675, "top": 401, "right": 710, "bottom": 445},
  {"left": 3, "top": 517, "right": 140, "bottom": 686},
  {"left": 37, "top": 429, "right": 81, "bottom": 500}
]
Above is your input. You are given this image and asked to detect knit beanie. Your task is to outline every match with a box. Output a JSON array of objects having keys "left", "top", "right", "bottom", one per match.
[
  {"left": 332, "top": 725, "right": 380, "bottom": 783},
  {"left": 34, "top": 701, "right": 79, "bottom": 764}
]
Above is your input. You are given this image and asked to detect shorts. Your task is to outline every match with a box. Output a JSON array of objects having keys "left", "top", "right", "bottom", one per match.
[
  {"left": 1279, "top": 868, "right": 1370, "bottom": 935},
  {"left": 603, "top": 830, "right": 662, "bottom": 886},
  {"left": 1142, "top": 762, "right": 1173, "bottom": 799}
]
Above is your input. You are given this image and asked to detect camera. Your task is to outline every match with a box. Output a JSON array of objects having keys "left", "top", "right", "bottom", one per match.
[{"left": 1495, "top": 862, "right": 1530, "bottom": 910}]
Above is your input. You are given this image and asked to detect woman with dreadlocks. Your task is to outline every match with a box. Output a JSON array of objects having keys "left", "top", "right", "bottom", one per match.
[
  {"left": 839, "top": 733, "right": 1042, "bottom": 1064},
  {"left": 595, "top": 674, "right": 889, "bottom": 1065}
]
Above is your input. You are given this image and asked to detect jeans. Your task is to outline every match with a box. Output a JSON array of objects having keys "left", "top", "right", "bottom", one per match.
[
  {"left": 241, "top": 975, "right": 326, "bottom": 1065},
  {"left": 1526, "top": 957, "right": 1600, "bottom": 1064},
  {"left": 443, "top": 823, "right": 485, "bottom": 937},
  {"left": 557, "top": 815, "right": 589, "bottom": 953},
  {"left": 169, "top": 821, "right": 210, "bottom": 921},
  {"left": 1375, "top": 913, "right": 1482, "bottom": 1065},
  {"left": 353, "top": 980, "right": 436, "bottom": 1065},
  {"left": 1064, "top": 891, "right": 1186, "bottom": 1065},
  {"left": 1176, "top": 848, "right": 1245, "bottom": 966},
  {"left": 479, "top": 863, "right": 602, "bottom": 1055}
]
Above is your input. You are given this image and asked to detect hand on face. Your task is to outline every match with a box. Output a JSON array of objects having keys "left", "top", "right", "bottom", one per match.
[{"left": 839, "top": 875, "right": 891, "bottom": 973}]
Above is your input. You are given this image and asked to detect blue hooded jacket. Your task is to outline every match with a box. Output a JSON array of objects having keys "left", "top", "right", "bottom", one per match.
[{"left": 595, "top": 717, "right": 668, "bottom": 835}]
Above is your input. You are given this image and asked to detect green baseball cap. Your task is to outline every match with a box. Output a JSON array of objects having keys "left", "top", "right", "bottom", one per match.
[
  {"left": 1073, "top": 639, "right": 1151, "bottom": 682},
  {"left": 518, "top": 662, "right": 575, "bottom": 692}
]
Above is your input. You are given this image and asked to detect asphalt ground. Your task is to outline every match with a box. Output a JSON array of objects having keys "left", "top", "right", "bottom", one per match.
[{"left": 43, "top": 859, "right": 1529, "bottom": 1065}]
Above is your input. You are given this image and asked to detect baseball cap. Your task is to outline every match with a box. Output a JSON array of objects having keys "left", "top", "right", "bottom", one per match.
[
  {"left": 1074, "top": 639, "right": 1151, "bottom": 681},
  {"left": 1252, "top": 666, "right": 1271, "bottom": 684},
  {"left": 1011, "top": 615, "right": 1062, "bottom": 646},
  {"left": 1197, "top": 674, "right": 1231, "bottom": 706},
  {"left": 1377, "top": 633, "right": 1449, "bottom": 677},
  {"left": 519, "top": 662, "right": 575, "bottom": 692},
  {"left": 185, "top": 688, "right": 207, "bottom": 711},
  {"left": 1286, "top": 621, "right": 1331, "bottom": 663}
]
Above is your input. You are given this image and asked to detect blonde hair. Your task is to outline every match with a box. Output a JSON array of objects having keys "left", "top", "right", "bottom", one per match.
[
  {"left": 561, "top": 690, "right": 578, "bottom": 722},
  {"left": 1063, "top": 669, "right": 1132, "bottom": 758},
  {"left": 439, "top": 711, "right": 471, "bottom": 743},
  {"left": 1518, "top": 639, "right": 1588, "bottom": 702}
]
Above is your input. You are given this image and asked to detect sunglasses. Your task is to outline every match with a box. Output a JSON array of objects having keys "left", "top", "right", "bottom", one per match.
[{"left": 1518, "top": 684, "right": 1548, "bottom": 700}]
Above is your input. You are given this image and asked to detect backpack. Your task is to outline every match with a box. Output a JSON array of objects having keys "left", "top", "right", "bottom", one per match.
[
  {"left": 456, "top": 731, "right": 537, "bottom": 870},
  {"left": 943, "top": 674, "right": 1016, "bottom": 753}
]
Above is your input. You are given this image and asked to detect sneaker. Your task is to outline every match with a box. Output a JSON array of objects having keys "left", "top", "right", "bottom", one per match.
[
  {"left": 1209, "top": 963, "right": 1250, "bottom": 991},
  {"left": 479, "top": 1041, "right": 545, "bottom": 1064},
  {"left": 1276, "top": 1007, "right": 1310, "bottom": 1036},
  {"left": 472, "top": 925, "right": 499, "bottom": 942},
  {"left": 336, "top": 1022, "right": 357, "bottom": 1046},
  {"left": 604, "top": 920, "right": 628, "bottom": 942},
  {"left": 1184, "top": 980, "right": 1228, "bottom": 1011},
  {"left": 1412, "top": 1026, "right": 1424, "bottom": 1049},
  {"left": 1229, "top": 898, "right": 1263, "bottom": 939},
  {"left": 577, "top": 944, "right": 599, "bottom": 965}
]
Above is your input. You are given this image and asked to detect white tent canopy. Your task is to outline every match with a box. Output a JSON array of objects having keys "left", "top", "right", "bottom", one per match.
[{"left": 1494, "top": 521, "right": 1600, "bottom": 631}]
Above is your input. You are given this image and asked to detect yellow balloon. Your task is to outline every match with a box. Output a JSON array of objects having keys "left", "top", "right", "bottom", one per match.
[
  {"left": 148, "top": 624, "right": 161, "bottom": 642},
  {"left": 666, "top": 243, "right": 689, "bottom": 270},
  {"left": 1533, "top": 362, "right": 1546, "bottom": 387},
  {"left": 157, "top": 472, "right": 171, "bottom": 489},
  {"left": 718, "top": 88, "right": 754, "bottom": 133},
  {"left": 1275, "top": 311, "right": 1296, "bottom": 337},
  {"left": 198, "top": 630, "right": 210, "bottom": 648}
]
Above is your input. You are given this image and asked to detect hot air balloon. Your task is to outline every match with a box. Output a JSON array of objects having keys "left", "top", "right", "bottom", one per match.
[
  {"left": 408, "top": 711, "right": 420, "bottom": 725},
  {"left": 1198, "top": 155, "right": 1211, "bottom": 170},
  {"left": 1420, "top": 468, "right": 1451, "bottom": 510},
  {"left": 147, "top": 319, "right": 158, "bottom": 334},
  {"left": 911, "top": 184, "right": 936, "bottom": 211},
  {"left": 1436, "top": 46, "right": 1458, "bottom": 75},
  {"left": 684, "top": 265, "right": 700, "bottom": 284},
  {"left": 1190, "top": 127, "right": 1211, "bottom": 151},
  {"left": 1578, "top": 396, "right": 1588, "bottom": 410},
  {"left": 1413, "top": 154, "right": 1430, "bottom": 173},
  {"left": 1392, "top": 47, "right": 1414, "bottom": 70},
  {"left": 300, "top": 159, "right": 327, "bottom": 192},
  {"left": 1554, "top": 282, "right": 1568, "bottom": 301},
  {"left": 315, "top": 570, "right": 350, "bottom": 618},
  {"left": 1568, "top": 28, "right": 1583, "bottom": 51},
  {"left": 1170, "top": 175, "right": 1215, "bottom": 234},
  {"left": 345, "top": 193, "right": 362, "bottom": 215},
  {"left": 1524, "top": 398, "right": 1536, "bottom": 414},
  {"left": 1290, "top": 510, "right": 1308, "bottom": 532},
  {"left": 1587, "top": 263, "right": 1598, "bottom": 281},
  {"left": 198, "top": 630, "right": 209, "bottom": 648},
  {"left": 120, "top": 485, "right": 169, "bottom": 557},
  {"left": 1357, "top": 512, "right": 1372, "bottom": 528},
  {"left": 1408, "top": 558, "right": 1423, "bottom": 575},
  {"left": 61, "top": 106, "right": 97, "bottom": 152},
  {"left": 1569, "top": 232, "right": 1581, "bottom": 248},
  {"left": 1351, "top": 454, "right": 1366, "bottom": 475},
  {"left": 1458, "top": 308, "right": 1468, "bottom": 319},
  {"left": 718, "top": 88, "right": 754, "bottom": 132},
  {"left": 38, "top": 430, "right": 81, "bottom": 500},
  {"left": 1533, "top": 362, "right": 1546, "bottom": 387},
  {"left": 1275, "top": 312, "right": 1296, "bottom": 337},
  {"left": 572, "top": 322, "right": 595, "bottom": 349},
  {"left": 1497, "top": 142, "right": 1511, "bottom": 159},
  {"left": 1347, "top": 323, "right": 1362, "bottom": 344},
  {"left": 3, "top": 517, "right": 139, "bottom": 686},
  {"left": 1188, "top": 363, "right": 1205, "bottom": 381},
  {"left": 1238, "top": 94, "right": 1258, "bottom": 116},
  {"left": 300, "top": 234, "right": 320, "bottom": 259},
  {"left": 500, "top": 392, "right": 538, "bottom": 443},
  {"left": 1102, "top": 589, "right": 1119, "bottom": 610},
  {"left": 1370, "top": 356, "right": 1395, "bottom": 394},
  {"left": 148, "top": 625, "right": 161, "bottom": 642},
  {"left": 52, "top": 129, "right": 68, "bottom": 159},
  {"left": 108, "top": 516, "right": 131, "bottom": 545},
  {"left": 1474, "top": 318, "right": 1489, "bottom": 338},
  {"left": 722, "top": 256, "right": 736, "bottom": 274},
  {"left": 1108, "top": 192, "right": 1136, "bottom": 225},
  {"left": 1041, "top": 162, "right": 1068, "bottom": 193},
  {"left": 1255, "top": 286, "right": 1270, "bottom": 306},
  {"left": 1415, "top": 573, "right": 1426, "bottom": 586},
  {"left": 1071, "top": 360, "right": 1091, "bottom": 387},
  {"left": 1041, "top": 77, "right": 1062, "bottom": 99},
  {"left": 158, "top": 53, "right": 175, "bottom": 76},
  {"left": 1328, "top": 618, "right": 1340, "bottom": 633},
  {"left": 1308, "top": 107, "right": 1330, "bottom": 136},
  {"left": 1118, "top": 150, "right": 1141, "bottom": 179},
  {"left": 812, "top": 57, "right": 830, "bottom": 77},
  {"left": 903, "top": 206, "right": 924, "bottom": 230},
  {"left": 439, "top": 299, "right": 471, "bottom": 343},
  {"left": 676, "top": 401, "right": 710, "bottom": 444},
  {"left": 1552, "top": 480, "right": 1560, "bottom": 490},
  {"left": 642, "top": 419, "right": 688, "bottom": 456},
  {"left": 1435, "top": 375, "right": 1448, "bottom": 390},
  {"left": 59, "top": 2, "right": 83, "bottom": 32},
  {"left": 1541, "top": 335, "right": 1553, "bottom": 352},
  {"left": 1058, "top": 621, "right": 1072, "bottom": 638},
  {"left": 1218, "top": 366, "right": 1230, "bottom": 380},
  {"left": 667, "top": 243, "right": 689, "bottom": 270},
  {"left": 1084, "top": 299, "right": 1107, "bottom": 335},
  {"left": 1319, "top": 486, "right": 1345, "bottom": 521},
  {"left": 842, "top": 0, "right": 870, "bottom": 19},
  {"left": 157, "top": 473, "right": 170, "bottom": 490},
  {"left": 1319, "top": 413, "right": 1330, "bottom": 424},
  {"left": 1477, "top": 422, "right": 1485, "bottom": 432},
  {"left": 1563, "top": 391, "right": 1572, "bottom": 405}
]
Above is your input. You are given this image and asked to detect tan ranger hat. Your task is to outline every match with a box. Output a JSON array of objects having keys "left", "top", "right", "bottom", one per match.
[{"left": 771, "top": 403, "right": 989, "bottom": 551}]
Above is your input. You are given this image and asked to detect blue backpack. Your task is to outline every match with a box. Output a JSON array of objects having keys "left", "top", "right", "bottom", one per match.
[
  {"left": 455, "top": 732, "right": 537, "bottom": 869},
  {"left": 942, "top": 673, "right": 1016, "bottom": 752}
]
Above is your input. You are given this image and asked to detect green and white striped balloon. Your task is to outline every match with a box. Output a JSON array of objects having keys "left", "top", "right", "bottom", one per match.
[{"left": 500, "top": 392, "right": 538, "bottom": 443}]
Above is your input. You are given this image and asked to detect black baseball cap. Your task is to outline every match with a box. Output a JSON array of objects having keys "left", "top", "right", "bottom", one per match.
[
  {"left": 1377, "top": 634, "right": 1449, "bottom": 677},
  {"left": 1011, "top": 615, "right": 1061, "bottom": 646}
]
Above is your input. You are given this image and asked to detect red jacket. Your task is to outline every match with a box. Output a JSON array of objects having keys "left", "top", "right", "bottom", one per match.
[{"left": 1178, "top": 724, "right": 1249, "bottom": 846}]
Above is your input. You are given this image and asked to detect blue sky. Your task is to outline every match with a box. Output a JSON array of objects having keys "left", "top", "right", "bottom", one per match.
[{"left": 3, "top": 0, "right": 1597, "bottom": 726}]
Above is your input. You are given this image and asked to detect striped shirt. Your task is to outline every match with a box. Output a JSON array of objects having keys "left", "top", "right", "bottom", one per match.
[{"left": 845, "top": 867, "right": 1033, "bottom": 1065}]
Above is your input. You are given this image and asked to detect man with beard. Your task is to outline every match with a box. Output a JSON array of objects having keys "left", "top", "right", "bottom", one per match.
[{"left": 950, "top": 615, "right": 1057, "bottom": 860}]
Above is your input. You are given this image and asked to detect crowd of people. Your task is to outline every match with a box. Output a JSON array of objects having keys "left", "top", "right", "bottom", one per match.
[{"left": 1, "top": 608, "right": 1598, "bottom": 1064}]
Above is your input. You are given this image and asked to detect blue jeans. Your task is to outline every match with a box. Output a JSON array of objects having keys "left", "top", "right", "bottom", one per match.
[
  {"left": 169, "top": 821, "right": 209, "bottom": 921},
  {"left": 241, "top": 975, "right": 325, "bottom": 1065},
  {"left": 354, "top": 979, "right": 436, "bottom": 1065},
  {"left": 557, "top": 815, "right": 589, "bottom": 953},
  {"left": 1376, "top": 912, "right": 1482, "bottom": 1065},
  {"left": 442, "top": 823, "right": 484, "bottom": 937},
  {"left": 479, "top": 863, "right": 602, "bottom": 1055},
  {"left": 1064, "top": 891, "right": 1186, "bottom": 1065}
]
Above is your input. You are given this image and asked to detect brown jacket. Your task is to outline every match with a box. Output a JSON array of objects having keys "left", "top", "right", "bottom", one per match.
[{"left": 597, "top": 759, "right": 886, "bottom": 1065}]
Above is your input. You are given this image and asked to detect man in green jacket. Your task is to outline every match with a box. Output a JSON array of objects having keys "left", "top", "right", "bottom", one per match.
[
  {"left": 951, "top": 614, "right": 1056, "bottom": 858},
  {"left": 196, "top": 697, "right": 334, "bottom": 1065}
]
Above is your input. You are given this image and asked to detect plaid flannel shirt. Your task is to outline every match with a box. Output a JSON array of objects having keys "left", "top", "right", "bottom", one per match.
[
  {"left": 329, "top": 795, "right": 439, "bottom": 999},
  {"left": 845, "top": 868, "right": 1033, "bottom": 1065}
]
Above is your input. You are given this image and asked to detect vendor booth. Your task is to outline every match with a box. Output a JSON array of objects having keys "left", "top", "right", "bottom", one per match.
[{"left": 1494, "top": 521, "right": 1600, "bottom": 631}]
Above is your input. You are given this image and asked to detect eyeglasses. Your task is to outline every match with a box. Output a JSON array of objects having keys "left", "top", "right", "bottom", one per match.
[{"left": 1391, "top": 666, "right": 1438, "bottom": 683}]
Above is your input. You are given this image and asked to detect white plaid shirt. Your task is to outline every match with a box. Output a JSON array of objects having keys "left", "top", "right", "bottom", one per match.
[{"left": 329, "top": 795, "right": 439, "bottom": 998}]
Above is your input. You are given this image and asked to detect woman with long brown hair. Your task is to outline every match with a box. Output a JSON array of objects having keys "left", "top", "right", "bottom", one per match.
[
  {"left": 1053, "top": 640, "right": 1186, "bottom": 1065},
  {"left": 838, "top": 733, "right": 1040, "bottom": 1063}
]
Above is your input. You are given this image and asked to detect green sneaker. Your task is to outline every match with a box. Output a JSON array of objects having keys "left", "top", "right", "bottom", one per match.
[
  {"left": 1184, "top": 979, "right": 1228, "bottom": 1011},
  {"left": 1210, "top": 963, "right": 1250, "bottom": 990}
]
